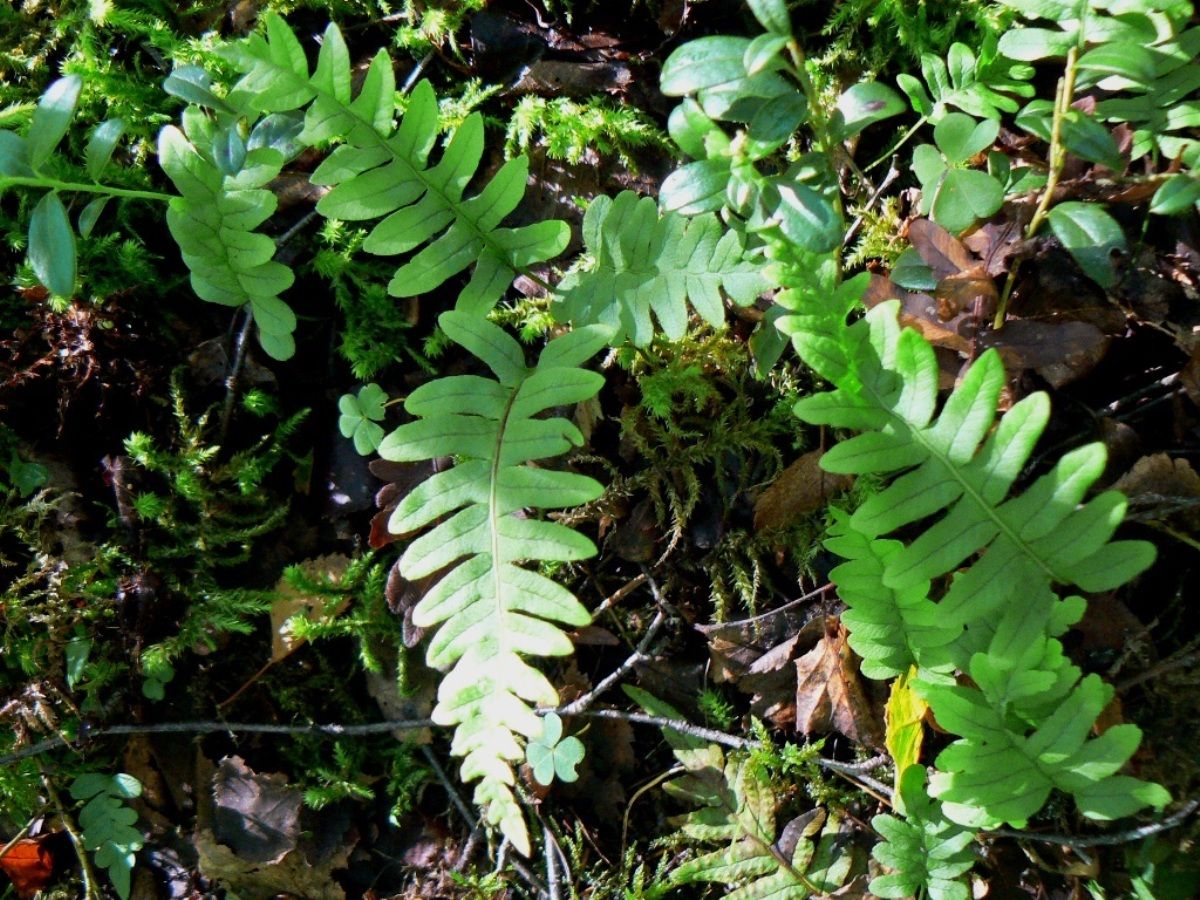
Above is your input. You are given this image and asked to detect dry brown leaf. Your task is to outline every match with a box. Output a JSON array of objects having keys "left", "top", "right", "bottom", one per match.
[
  {"left": 978, "top": 319, "right": 1109, "bottom": 387},
  {"left": 754, "top": 450, "right": 853, "bottom": 531},
  {"left": 794, "top": 621, "right": 884, "bottom": 748},
  {"left": 269, "top": 555, "right": 350, "bottom": 663},
  {"left": 907, "top": 218, "right": 975, "bottom": 278},
  {"left": 1113, "top": 453, "right": 1200, "bottom": 528}
]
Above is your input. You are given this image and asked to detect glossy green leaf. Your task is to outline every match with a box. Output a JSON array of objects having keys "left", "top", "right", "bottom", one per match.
[
  {"left": 998, "top": 26, "right": 1076, "bottom": 61},
  {"left": 85, "top": 119, "right": 124, "bottom": 180},
  {"left": 836, "top": 81, "right": 905, "bottom": 139},
  {"left": 934, "top": 113, "right": 999, "bottom": 165},
  {"left": 78, "top": 196, "right": 108, "bottom": 238},
  {"left": 1077, "top": 43, "right": 1157, "bottom": 87},
  {"left": 775, "top": 181, "right": 840, "bottom": 253},
  {"left": 1047, "top": 201, "right": 1126, "bottom": 288},
  {"left": 1060, "top": 111, "right": 1122, "bottom": 170},
  {"left": 1150, "top": 174, "right": 1200, "bottom": 215},
  {"left": 27, "top": 75, "right": 82, "bottom": 169},
  {"left": 28, "top": 191, "right": 76, "bottom": 297},
  {"left": 661, "top": 37, "right": 753, "bottom": 97},
  {"left": 746, "top": 0, "right": 792, "bottom": 36},
  {"left": 660, "top": 158, "right": 731, "bottom": 214},
  {"left": 932, "top": 169, "right": 1004, "bottom": 233}
]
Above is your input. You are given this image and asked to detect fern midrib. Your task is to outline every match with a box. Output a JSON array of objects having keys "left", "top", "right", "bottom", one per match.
[
  {"left": 488, "top": 379, "right": 523, "bottom": 689},
  {"left": 259, "top": 55, "right": 550, "bottom": 291},
  {"left": 858, "top": 375, "right": 1060, "bottom": 585}
]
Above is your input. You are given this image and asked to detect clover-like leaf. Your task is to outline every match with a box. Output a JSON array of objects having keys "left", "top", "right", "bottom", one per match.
[
  {"left": 338, "top": 383, "right": 388, "bottom": 456},
  {"left": 526, "top": 712, "right": 585, "bottom": 786}
]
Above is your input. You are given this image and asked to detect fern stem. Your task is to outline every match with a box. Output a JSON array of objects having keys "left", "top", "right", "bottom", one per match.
[
  {"left": 40, "top": 766, "right": 100, "bottom": 900},
  {"left": 864, "top": 116, "right": 927, "bottom": 173},
  {"left": 0, "top": 175, "right": 173, "bottom": 202},
  {"left": 994, "top": 45, "right": 1079, "bottom": 329}
]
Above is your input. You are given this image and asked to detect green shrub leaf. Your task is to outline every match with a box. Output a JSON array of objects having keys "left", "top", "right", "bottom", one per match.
[
  {"left": 28, "top": 75, "right": 82, "bottom": 169},
  {"left": 28, "top": 190, "right": 76, "bottom": 297},
  {"left": 1047, "top": 201, "right": 1126, "bottom": 288}
]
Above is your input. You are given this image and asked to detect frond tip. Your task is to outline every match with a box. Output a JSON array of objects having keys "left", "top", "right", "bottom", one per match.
[{"left": 379, "top": 311, "right": 611, "bottom": 853}]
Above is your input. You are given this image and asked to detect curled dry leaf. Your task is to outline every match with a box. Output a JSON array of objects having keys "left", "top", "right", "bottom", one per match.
[
  {"left": 978, "top": 319, "right": 1109, "bottom": 388},
  {"left": 1113, "top": 453, "right": 1200, "bottom": 528},
  {"left": 270, "top": 555, "right": 350, "bottom": 663},
  {"left": 754, "top": 450, "right": 853, "bottom": 531},
  {"left": 0, "top": 836, "right": 57, "bottom": 899},
  {"left": 794, "top": 620, "right": 884, "bottom": 749}
]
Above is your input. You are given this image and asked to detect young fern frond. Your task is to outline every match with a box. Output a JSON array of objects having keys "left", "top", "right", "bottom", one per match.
[
  {"left": 157, "top": 118, "right": 298, "bottom": 360},
  {"left": 785, "top": 298, "right": 1156, "bottom": 628},
  {"left": 223, "top": 14, "right": 569, "bottom": 314},
  {"left": 625, "top": 686, "right": 855, "bottom": 898},
  {"left": 783, "top": 297, "right": 1169, "bottom": 829},
  {"left": 870, "top": 766, "right": 976, "bottom": 900},
  {"left": 378, "top": 311, "right": 610, "bottom": 854},
  {"left": 554, "top": 191, "right": 768, "bottom": 345}
]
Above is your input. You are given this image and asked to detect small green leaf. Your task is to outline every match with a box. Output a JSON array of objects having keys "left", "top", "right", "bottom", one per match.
[
  {"left": 5, "top": 453, "right": 49, "bottom": 496},
  {"left": 164, "top": 65, "right": 232, "bottom": 112},
  {"left": 28, "top": 74, "right": 82, "bottom": 170},
  {"left": 932, "top": 169, "right": 1004, "bottom": 233},
  {"left": 0, "top": 132, "right": 33, "bottom": 177},
  {"left": 1077, "top": 43, "right": 1156, "bottom": 88},
  {"left": 836, "top": 81, "right": 906, "bottom": 139},
  {"left": 66, "top": 635, "right": 91, "bottom": 690},
  {"left": 28, "top": 191, "right": 76, "bottom": 297},
  {"left": 85, "top": 118, "right": 124, "bottom": 180},
  {"left": 1060, "top": 112, "right": 1122, "bottom": 171},
  {"left": 1047, "top": 202, "right": 1126, "bottom": 288},
  {"left": 743, "top": 33, "right": 788, "bottom": 76},
  {"left": 338, "top": 383, "right": 389, "bottom": 456},
  {"left": 1150, "top": 174, "right": 1200, "bottom": 216},
  {"left": 775, "top": 182, "right": 840, "bottom": 253},
  {"left": 892, "top": 247, "right": 938, "bottom": 291},
  {"left": 746, "top": 0, "right": 792, "bottom": 36},
  {"left": 661, "top": 37, "right": 752, "bottom": 97},
  {"left": 78, "top": 196, "right": 108, "bottom": 238},
  {"left": 998, "top": 27, "right": 1076, "bottom": 61},
  {"left": 668, "top": 99, "right": 723, "bottom": 158},
  {"left": 934, "top": 113, "right": 999, "bottom": 165},
  {"left": 660, "top": 158, "right": 731, "bottom": 214},
  {"left": 526, "top": 713, "right": 585, "bottom": 786}
]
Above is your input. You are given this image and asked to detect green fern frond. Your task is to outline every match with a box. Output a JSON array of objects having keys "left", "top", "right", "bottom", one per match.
[
  {"left": 870, "top": 766, "right": 975, "bottom": 900},
  {"left": 378, "top": 311, "right": 610, "bottom": 854},
  {"left": 223, "top": 13, "right": 569, "bottom": 314},
  {"left": 625, "top": 686, "right": 856, "bottom": 897},
  {"left": 555, "top": 191, "right": 769, "bottom": 345},
  {"left": 786, "top": 299, "right": 1156, "bottom": 629},
  {"left": 157, "top": 119, "right": 297, "bottom": 359}
]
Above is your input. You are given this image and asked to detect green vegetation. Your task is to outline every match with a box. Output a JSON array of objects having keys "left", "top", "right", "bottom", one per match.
[{"left": 1, "top": 0, "right": 1197, "bottom": 896}]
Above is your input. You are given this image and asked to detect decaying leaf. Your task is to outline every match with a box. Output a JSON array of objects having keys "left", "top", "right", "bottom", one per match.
[
  {"left": 794, "top": 621, "right": 884, "bottom": 748},
  {"left": 1113, "top": 453, "right": 1200, "bottom": 528},
  {"left": 196, "top": 756, "right": 352, "bottom": 900},
  {"left": 0, "top": 836, "right": 57, "bottom": 899},
  {"left": 269, "top": 555, "right": 350, "bottom": 663},
  {"left": 978, "top": 319, "right": 1109, "bottom": 387},
  {"left": 885, "top": 668, "right": 927, "bottom": 802},
  {"left": 754, "top": 450, "right": 853, "bottom": 531}
]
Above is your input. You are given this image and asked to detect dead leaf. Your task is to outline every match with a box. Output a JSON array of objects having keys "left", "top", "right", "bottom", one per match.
[
  {"left": 907, "top": 218, "right": 975, "bottom": 279},
  {"left": 978, "top": 319, "right": 1109, "bottom": 387},
  {"left": 269, "top": 555, "right": 350, "bottom": 663},
  {"left": 864, "top": 275, "right": 973, "bottom": 353},
  {"left": 754, "top": 451, "right": 852, "bottom": 531},
  {"left": 212, "top": 756, "right": 302, "bottom": 865},
  {"left": 1113, "top": 453, "right": 1200, "bottom": 528},
  {"left": 794, "top": 621, "right": 884, "bottom": 748},
  {"left": 0, "top": 836, "right": 56, "bottom": 898}
]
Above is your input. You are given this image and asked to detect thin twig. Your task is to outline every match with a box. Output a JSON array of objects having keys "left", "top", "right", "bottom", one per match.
[
  {"left": 217, "top": 308, "right": 255, "bottom": 446},
  {"left": 556, "top": 609, "right": 665, "bottom": 716},
  {"left": 41, "top": 766, "right": 100, "bottom": 900},
  {"left": 0, "top": 803, "right": 50, "bottom": 863},
  {"left": 843, "top": 156, "right": 903, "bottom": 248},
  {"left": 591, "top": 573, "right": 648, "bottom": 618},
  {"left": 705, "top": 583, "right": 831, "bottom": 630},
  {"left": 543, "top": 823, "right": 561, "bottom": 900},
  {"left": 420, "top": 744, "right": 478, "bottom": 830},
  {"left": 990, "top": 797, "right": 1200, "bottom": 848}
]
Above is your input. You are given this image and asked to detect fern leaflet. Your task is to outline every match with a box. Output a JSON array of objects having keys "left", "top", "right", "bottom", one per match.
[
  {"left": 870, "top": 766, "right": 975, "bottom": 900},
  {"left": 625, "top": 686, "right": 856, "bottom": 897},
  {"left": 223, "top": 14, "right": 569, "bottom": 314},
  {"left": 785, "top": 299, "right": 1156, "bottom": 629},
  {"left": 378, "top": 311, "right": 609, "bottom": 854},
  {"left": 554, "top": 191, "right": 769, "bottom": 345},
  {"left": 157, "top": 113, "right": 297, "bottom": 360}
]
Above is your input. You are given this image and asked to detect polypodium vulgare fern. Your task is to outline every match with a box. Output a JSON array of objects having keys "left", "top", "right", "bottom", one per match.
[
  {"left": 625, "top": 686, "right": 857, "bottom": 897},
  {"left": 222, "top": 14, "right": 570, "bottom": 316},
  {"left": 781, "top": 295, "right": 1170, "bottom": 832},
  {"left": 157, "top": 109, "right": 301, "bottom": 361},
  {"left": 554, "top": 191, "right": 769, "bottom": 345},
  {"left": 378, "top": 311, "right": 610, "bottom": 854}
]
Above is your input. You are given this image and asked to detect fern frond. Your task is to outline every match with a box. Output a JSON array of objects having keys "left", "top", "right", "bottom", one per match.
[
  {"left": 223, "top": 14, "right": 569, "bottom": 314},
  {"left": 625, "top": 686, "right": 855, "bottom": 897},
  {"left": 786, "top": 299, "right": 1156, "bottom": 630},
  {"left": 157, "top": 121, "right": 297, "bottom": 359},
  {"left": 870, "top": 766, "right": 975, "bottom": 900},
  {"left": 555, "top": 191, "right": 769, "bottom": 345},
  {"left": 378, "top": 311, "right": 610, "bottom": 854}
]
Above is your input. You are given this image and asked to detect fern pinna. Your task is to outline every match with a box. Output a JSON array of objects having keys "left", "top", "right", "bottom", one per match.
[
  {"left": 222, "top": 14, "right": 569, "bottom": 316},
  {"left": 780, "top": 295, "right": 1170, "bottom": 836},
  {"left": 378, "top": 311, "right": 609, "bottom": 854},
  {"left": 554, "top": 190, "right": 769, "bottom": 345}
]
